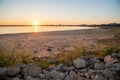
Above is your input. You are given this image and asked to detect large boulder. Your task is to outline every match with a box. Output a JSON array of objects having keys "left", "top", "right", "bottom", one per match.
[
  {"left": 25, "top": 63, "right": 41, "bottom": 78},
  {"left": 73, "top": 58, "right": 87, "bottom": 68},
  {"left": 7, "top": 67, "right": 20, "bottom": 76}
]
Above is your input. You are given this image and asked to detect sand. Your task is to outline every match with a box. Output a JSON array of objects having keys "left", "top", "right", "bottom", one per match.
[{"left": 0, "top": 28, "right": 119, "bottom": 57}]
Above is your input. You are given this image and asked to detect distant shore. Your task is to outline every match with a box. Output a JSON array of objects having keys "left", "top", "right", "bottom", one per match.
[{"left": 0, "top": 23, "right": 120, "bottom": 27}]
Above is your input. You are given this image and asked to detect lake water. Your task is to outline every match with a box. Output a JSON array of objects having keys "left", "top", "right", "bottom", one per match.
[{"left": 0, "top": 26, "right": 98, "bottom": 34}]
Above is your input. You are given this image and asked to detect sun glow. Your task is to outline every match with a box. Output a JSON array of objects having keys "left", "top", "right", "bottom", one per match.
[
  {"left": 33, "top": 21, "right": 39, "bottom": 32},
  {"left": 34, "top": 21, "right": 39, "bottom": 26}
]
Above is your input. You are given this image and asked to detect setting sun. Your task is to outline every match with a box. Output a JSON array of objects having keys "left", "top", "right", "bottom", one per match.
[{"left": 34, "top": 21, "right": 39, "bottom": 26}]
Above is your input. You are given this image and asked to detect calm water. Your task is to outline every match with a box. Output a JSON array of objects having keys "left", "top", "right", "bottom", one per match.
[{"left": 0, "top": 26, "right": 98, "bottom": 34}]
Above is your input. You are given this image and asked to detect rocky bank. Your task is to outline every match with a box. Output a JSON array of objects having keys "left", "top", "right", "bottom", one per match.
[{"left": 0, "top": 53, "right": 120, "bottom": 80}]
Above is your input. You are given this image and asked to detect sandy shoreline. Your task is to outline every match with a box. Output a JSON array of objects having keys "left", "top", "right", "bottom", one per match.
[{"left": 0, "top": 28, "right": 119, "bottom": 57}]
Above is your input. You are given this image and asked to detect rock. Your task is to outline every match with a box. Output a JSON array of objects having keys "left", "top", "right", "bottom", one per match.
[
  {"left": 47, "top": 64, "right": 55, "bottom": 71},
  {"left": 55, "top": 64, "right": 64, "bottom": 71},
  {"left": 64, "top": 75, "right": 71, "bottom": 80},
  {"left": 50, "top": 70, "right": 60, "bottom": 79},
  {"left": 0, "top": 67, "right": 7, "bottom": 76},
  {"left": 105, "top": 62, "right": 115, "bottom": 68},
  {"left": 63, "top": 66, "right": 75, "bottom": 72},
  {"left": 77, "top": 76, "right": 84, "bottom": 80},
  {"left": 69, "top": 71, "right": 77, "bottom": 80},
  {"left": 94, "top": 75, "right": 106, "bottom": 80},
  {"left": 26, "top": 76, "right": 40, "bottom": 80},
  {"left": 59, "top": 72, "right": 66, "bottom": 80},
  {"left": 89, "top": 57, "right": 100, "bottom": 64},
  {"left": 49, "top": 58, "right": 57, "bottom": 64},
  {"left": 103, "top": 69, "right": 114, "bottom": 78},
  {"left": 88, "top": 69, "right": 95, "bottom": 76},
  {"left": 84, "top": 72, "right": 89, "bottom": 79},
  {"left": 38, "top": 73, "right": 45, "bottom": 79},
  {"left": 11, "top": 78, "right": 20, "bottom": 80},
  {"left": 0, "top": 67, "right": 7, "bottom": 80},
  {"left": 114, "top": 63, "right": 120, "bottom": 69},
  {"left": 104, "top": 55, "right": 113, "bottom": 62},
  {"left": 16, "top": 74, "right": 22, "bottom": 79},
  {"left": 50, "top": 70, "right": 65, "bottom": 79},
  {"left": 65, "top": 60, "right": 73, "bottom": 66},
  {"left": 5, "top": 77, "right": 20, "bottom": 80},
  {"left": 16, "top": 63, "right": 27, "bottom": 68},
  {"left": 25, "top": 63, "right": 41, "bottom": 78},
  {"left": 111, "top": 53, "right": 120, "bottom": 59},
  {"left": 94, "top": 63, "right": 105, "bottom": 70},
  {"left": 7, "top": 67, "right": 20, "bottom": 76},
  {"left": 73, "top": 58, "right": 87, "bottom": 68},
  {"left": 43, "top": 70, "right": 51, "bottom": 80},
  {"left": 86, "top": 69, "right": 95, "bottom": 78}
]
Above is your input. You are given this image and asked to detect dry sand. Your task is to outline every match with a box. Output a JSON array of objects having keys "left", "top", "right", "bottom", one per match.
[{"left": 0, "top": 28, "right": 119, "bottom": 57}]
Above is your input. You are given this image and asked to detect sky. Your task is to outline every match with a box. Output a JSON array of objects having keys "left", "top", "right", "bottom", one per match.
[{"left": 0, "top": 0, "right": 120, "bottom": 25}]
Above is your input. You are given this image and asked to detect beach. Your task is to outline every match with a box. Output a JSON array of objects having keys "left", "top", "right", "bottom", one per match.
[{"left": 0, "top": 28, "right": 119, "bottom": 57}]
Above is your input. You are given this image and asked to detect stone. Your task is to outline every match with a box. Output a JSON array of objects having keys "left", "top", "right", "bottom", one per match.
[
  {"left": 114, "top": 63, "right": 120, "bottom": 69},
  {"left": 49, "top": 58, "right": 57, "bottom": 64},
  {"left": 111, "top": 53, "right": 120, "bottom": 59},
  {"left": 94, "top": 75, "right": 106, "bottom": 80},
  {"left": 16, "top": 63, "right": 27, "bottom": 68},
  {"left": 88, "top": 69, "right": 95, "bottom": 76},
  {"left": 94, "top": 63, "right": 105, "bottom": 70},
  {"left": 89, "top": 57, "right": 100, "bottom": 64},
  {"left": 69, "top": 71, "right": 77, "bottom": 80},
  {"left": 25, "top": 63, "right": 41, "bottom": 77},
  {"left": 50, "top": 70, "right": 65, "bottom": 80},
  {"left": 50, "top": 70, "right": 60, "bottom": 79},
  {"left": 0, "top": 67, "right": 7, "bottom": 79},
  {"left": 63, "top": 66, "right": 75, "bottom": 72},
  {"left": 77, "top": 76, "right": 84, "bottom": 80},
  {"left": 73, "top": 58, "right": 87, "bottom": 68},
  {"left": 64, "top": 75, "right": 71, "bottom": 80},
  {"left": 5, "top": 77, "right": 20, "bottom": 80},
  {"left": 47, "top": 64, "right": 55, "bottom": 71},
  {"left": 59, "top": 72, "right": 66, "bottom": 80},
  {"left": 38, "top": 73, "right": 45, "bottom": 79},
  {"left": 104, "top": 55, "right": 113, "bottom": 62},
  {"left": 26, "top": 76, "right": 40, "bottom": 80},
  {"left": 85, "top": 73, "right": 89, "bottom": 79},
  {"left": 103, "top": 69, "right": 114, "bottom": 78},
  {"left": 55, "top": 64, "right": 64, "bottom": 71},
  {"left": 65, "top": 60, "right": 73, "bottom": 66},
  {"left": 105, "top": 62, "right": 114, "bottom": 68},
  {"left": 7, "top": 67, "right": 20, "bottom": 76},
  {"left": 0, "top": 67, "right": 7, "bottom": 76},
  {"left": 43, "top": 70, "right": 51, "bottom": 80},
  {"left": 11, "top": 78, "right": 20, "bottom": 80}
]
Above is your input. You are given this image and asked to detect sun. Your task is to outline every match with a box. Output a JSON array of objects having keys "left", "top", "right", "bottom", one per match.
[{"left": 33, "top": 21, "right": 39, "bottom": 25}]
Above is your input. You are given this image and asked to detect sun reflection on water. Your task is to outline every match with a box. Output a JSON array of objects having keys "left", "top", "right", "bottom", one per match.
[{"left": 35, "top": 25, "right": 38, "bottom": 32}]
